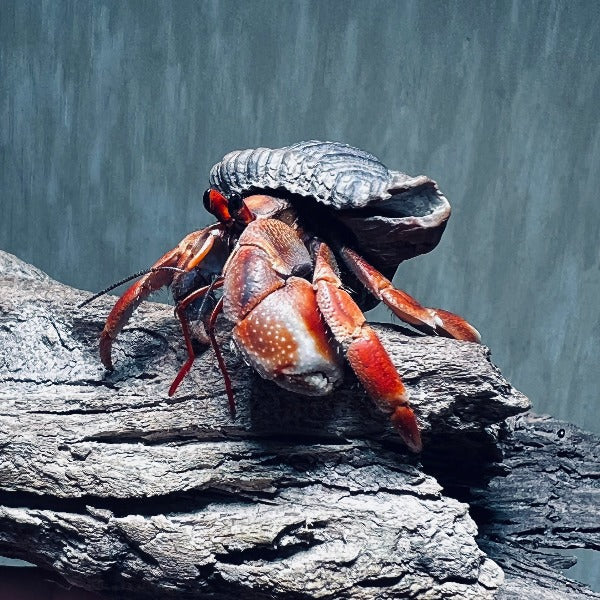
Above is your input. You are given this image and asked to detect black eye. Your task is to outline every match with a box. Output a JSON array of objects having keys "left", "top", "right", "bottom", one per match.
[
  {"left": 202, "top": 189, "right": 213, "bottom": 211},
  {"left": 228, "top": 192, "right": 243, "bottom": 212},
  {"left": 557, "top": 428, "right": 566, "bottom": 439}
]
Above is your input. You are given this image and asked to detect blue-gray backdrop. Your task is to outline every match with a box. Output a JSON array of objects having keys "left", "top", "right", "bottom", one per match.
[{"left": 1, "top": 0, "right": 599, "bottom": 587}]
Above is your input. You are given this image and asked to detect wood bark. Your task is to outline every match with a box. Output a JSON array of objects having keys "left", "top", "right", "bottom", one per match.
[{"left": 0, "top": 250, "right": 597, "bottom": 599}]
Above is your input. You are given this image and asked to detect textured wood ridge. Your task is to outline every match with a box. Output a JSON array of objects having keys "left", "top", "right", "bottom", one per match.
[{"left": 0, "top": 251, "right": 597, "bottom": 599}]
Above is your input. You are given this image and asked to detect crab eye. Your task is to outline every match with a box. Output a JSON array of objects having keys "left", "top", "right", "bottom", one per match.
[
  {"left": 229, "top": 192, "right": 255, "bottom": 225},
  {"left": 202, "top": 189, "right": 213, "bottom": 212},
  {"left": 203, "top": 188, "right": 232, "bottom": 223},
  {"left": 228, "top": 192, "right": 243, "bottom": 212},
  {"left": 203, "top": 188, "right": 227, "bottom": 212}
]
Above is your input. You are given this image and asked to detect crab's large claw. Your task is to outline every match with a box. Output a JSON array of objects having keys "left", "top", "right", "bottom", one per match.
[
  {"left": 313, "top": 243, "right": 422, "bottom": 453},
  {"left": 222, "top": 219, "right": 344, "bottom": 398},
  {"left": 340, "top": 247, "right": 481, "bottom": 343},
  {"left": 100, "top": 227, "right": 222, "bottom": 370}
]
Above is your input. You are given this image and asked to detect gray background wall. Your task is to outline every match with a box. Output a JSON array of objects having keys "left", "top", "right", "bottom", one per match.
[{"left": 1, "top": 0, "right": 599, "bottom": 587}]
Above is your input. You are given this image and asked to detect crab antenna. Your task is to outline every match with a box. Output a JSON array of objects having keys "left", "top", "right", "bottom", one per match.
[{"left": 77, "top": 266, "right": 186, "bottom": 308}]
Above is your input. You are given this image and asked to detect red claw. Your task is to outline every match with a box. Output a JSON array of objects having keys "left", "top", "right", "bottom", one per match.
[
  {"left": 313, "top": 243, "right": 422, "bottom": 452},
  {"left": 223, "top": 219, "right": 344, "bottom": 398}
]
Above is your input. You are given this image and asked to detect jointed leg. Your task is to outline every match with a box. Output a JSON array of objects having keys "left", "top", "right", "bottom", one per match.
[
  {"left": 313, "top": 243, "right": 422, "bottom": 453},
  {"left": 100, "top": 245, "right": 184, "bottom": 370},
  {"left": 206, "top": 297, "right": 236, "bottom": 418},
  {"left": 339, "top": 247, "right": 481, "bottom": 343},
  {"left": 168, "top": 279, "right": 224, "bottom": 397},
  {"left": 100, "top": 226, "right": 225, "bottom": 370}
]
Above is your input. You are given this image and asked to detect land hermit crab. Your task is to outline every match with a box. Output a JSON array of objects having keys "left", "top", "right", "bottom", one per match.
[{"left": 93, "top": 141, "right": 480, "bottom": 452}]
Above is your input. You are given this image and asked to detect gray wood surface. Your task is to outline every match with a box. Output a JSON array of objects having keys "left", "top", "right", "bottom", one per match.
[{"left": 0, "top": 251, "right": 597, "bottom": 599}]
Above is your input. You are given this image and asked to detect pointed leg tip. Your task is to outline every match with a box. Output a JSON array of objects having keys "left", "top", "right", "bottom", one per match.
[
  {"left": 99, "top": 333, "right": 115, "bottom": 371},
  {"left": 168, "top": 369, "right": 187, "bottom": 397},
  {"left": 470, "top": 328, "right": 482, "bottom": 344},
  {"left": 100, "top": 355, "right": 114, "bottom": 372},
  {"left": 402, "top": 432, "right": 423, "bottom": 454},
  {"left": 228, "top": 396, "right": 237, "bottom": 420},
  {"left": 455, "top": 322, "right": 482, "bottom": 344},
  {"left": 391, "top": 405, "right": 423, "bottom": 453},
  {"left": 433, "top": 309, "right": 482, "bottom": 344}
]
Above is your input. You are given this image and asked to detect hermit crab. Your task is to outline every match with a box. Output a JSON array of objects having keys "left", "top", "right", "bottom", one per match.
[{"left": 92, "top": 141, "right": 480, "bottom": 452}]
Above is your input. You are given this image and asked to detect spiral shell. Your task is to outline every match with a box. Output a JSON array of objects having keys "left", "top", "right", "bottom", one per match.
[{"left": 209, "top": 141, "right": 452, "bottom": 276}]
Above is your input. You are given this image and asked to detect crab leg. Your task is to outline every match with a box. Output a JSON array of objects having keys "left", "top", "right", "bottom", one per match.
[
  {"left": 339, "top": 247, "right": 481, "bottom": 343},
  {"left": 100, "top": 226, "right": 224, "bottom": 370},
  {"left": 313, "top": 243, "right": 422, "bottom": 453},
  {"left": 168, "top": 278, "right": 224, "bottom": 398},
  {"left": 206, "top": 296, "right": 237, "bottom": 418}
]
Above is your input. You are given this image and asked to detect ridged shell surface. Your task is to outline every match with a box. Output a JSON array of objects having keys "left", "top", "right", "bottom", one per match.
[
  {"left": 209, "top": 141, "right": 452, "bottom": 283},
  {"left": 209, "top": 141, "right": 419, "bottom": 209}
]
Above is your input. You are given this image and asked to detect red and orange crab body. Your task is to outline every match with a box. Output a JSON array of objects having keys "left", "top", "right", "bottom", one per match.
[{"left": 97, "top": 142, "right": 481, "bottom": 453}]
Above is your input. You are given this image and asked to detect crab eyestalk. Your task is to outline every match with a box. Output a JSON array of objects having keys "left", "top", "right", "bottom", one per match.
[{"left": 227, "top": 192, "right": 255, "bottom": 225}]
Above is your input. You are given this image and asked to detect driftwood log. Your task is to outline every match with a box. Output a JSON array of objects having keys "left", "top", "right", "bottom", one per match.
[{"left": 0, "top": 250, "right": 597, "bottom": 599}]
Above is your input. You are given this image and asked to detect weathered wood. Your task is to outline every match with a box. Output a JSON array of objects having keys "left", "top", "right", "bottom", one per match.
[
  {"left": 476, "top": 414, "right": 600, "bottom": 599},
  {"left": 0, "top": 250, "right": 597, "bottom": 599}
]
